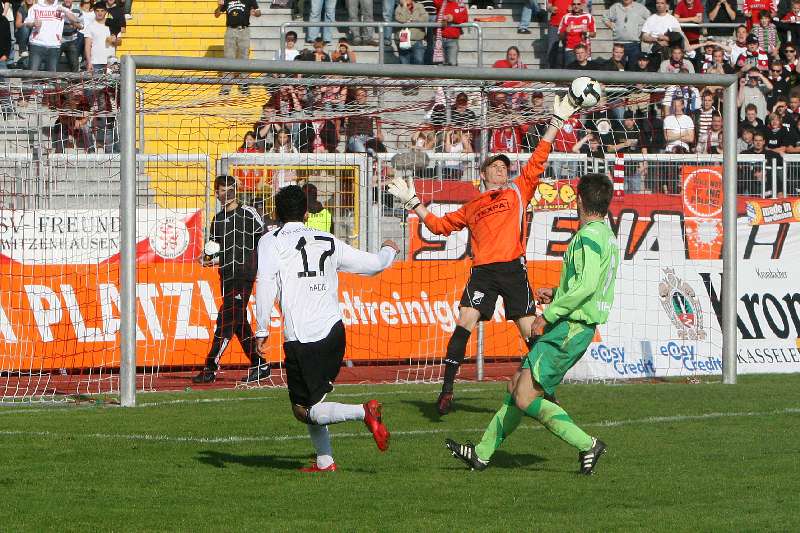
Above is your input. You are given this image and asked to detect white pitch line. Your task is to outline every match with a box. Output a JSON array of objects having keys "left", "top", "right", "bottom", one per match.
[{"left": 0, "top": 407, "right": 797, "bottom": 445}]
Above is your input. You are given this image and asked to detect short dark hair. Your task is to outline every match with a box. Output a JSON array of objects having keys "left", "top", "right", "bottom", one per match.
[
  {"left": 93, "top": 1, "right": 106, "bottom": 10},
  {"left": 214, "top": 174, "right": 236, "bottom": 190},
  {"left": 286, "top": 31, "right": 298, "bottom": 40},
  {"left": 275, "top": 185, "right": 307, "bottom": 223},
  {"left": 577, "top": 173, "right": 613, "bottom": 217},
  {"left": 745, "top": 103, "right": 758, "bottom": 112},
  {"left": 574, "top": 43, "right": 587, "bottom": 52}
]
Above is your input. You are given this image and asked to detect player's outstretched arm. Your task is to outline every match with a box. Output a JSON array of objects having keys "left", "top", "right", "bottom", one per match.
[
  {"left": 386, "top": 176, "right": 468, "bottom": 235},
  {"left": 254, "top": 235, "right": 280, "bottom": 340},
  {"left": 337, "top": 239, "right": 399, "bottom": 276}
]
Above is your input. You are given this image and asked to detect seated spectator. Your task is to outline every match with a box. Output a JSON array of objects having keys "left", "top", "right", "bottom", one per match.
[
  {"left": 311, "top": 38, "right": 331, "bottom": 61},
  {"left": 234, "top": 131, "right": 265, "bottom": 191},
  {"left": 742, "top": 0, "right": 775, "bottom": 30},
  {"left": 331, "top": 37, "right": 356, "bottom": 62},
  {"left": 15, "top": 0, "right": 34, "bottom": 61},
  {"left": 626, "top": 51, "right": 656, "bottom": 72},
  {"left": 640, "top": 0, "right": 682, "bottom": 61},
  {"left": 736, "top": 34, "right": 769, "bottom": 71},
  {"left": 663, "top": 96, "right": 695, "bottom": 152},
  {"left": 520, "top": 91, "right": 547, "bottom": 152},
  {"left": 706, "top": 0, "right": 738, "bottom": 39},
  {"left": 412, "top": 127, "right": 437, "bottom": 151},
  {"left": 674, "top": 0, "right": 704, "bottom": 44},
  {"left": 737, "top": 71, "right": 770, "bottom": 119},
  {"left": 345, "top": 87, "right": 383, "bottom": 152},
  {"left": 442, "top": 127, "right": 473, "bottom": 180},
  {"left": 566, "top": 43, "right": 602, "bottom": 69},
  {"left": 552, "top": 116, "right": 583, "bottom": 179},
  {"left": 693, "top": 90, "right": 717, "bottom": 140},
  {"left": 451, "top": 91, "right": 478, "bottom": 128},
  {"left": 302, "top": 183, "right": 334, "bottom": 233},
  {"left": 489, "top": 124, "right": 522, "bottom": 154},
  {"left": 50, "top": 90, "right": 95, "bottom": 153},
  {"left": 602, "top": 43, "right": 627, "bottom": 70},
  {"left": 659, "top": 44, "right": 696, "bottom": 73},
  {"left": 764, "top": 112, "right": 795, "bottom": 153},
  {"left": 742, "top": 131, "right": 783, "bottom": 195},
  {"left": 604, "top": 0, "right": 651, "bottom": 68},
  {"left": 752, "top": 10, "right": 779, "bottom": 58},
  {"left": 738, "top": 125, "right": 755, "bottom": 151},
  {"left": 493, "top": 46, "right": 529, "bottom": 108},
  {"left": 559, "top": 0, "right": 596, "bottom": 65},
  {"left": 274, "top": 31, "right": 300, "bottom": 60},
  {"left": 739, "top": 102, "right": 766, "bottom": 132},
  {"left": 610, "top": 110, "right": 647, "bottom": 153},
  {"left": 394, "top": 0, "right": 427, "bottom": 66},
  {"left": 696, "top": 112, "right": 723, "bottom": 154}
]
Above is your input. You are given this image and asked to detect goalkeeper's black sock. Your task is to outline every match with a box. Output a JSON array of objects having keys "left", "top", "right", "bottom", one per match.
[{"left": 442, "top": 326, "right": 471, "bottom": 393}]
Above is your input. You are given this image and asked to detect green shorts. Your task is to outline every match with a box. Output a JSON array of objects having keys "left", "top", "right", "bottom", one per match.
[{"left": 522, "top": 319, "right": 596, "bottom": 396}]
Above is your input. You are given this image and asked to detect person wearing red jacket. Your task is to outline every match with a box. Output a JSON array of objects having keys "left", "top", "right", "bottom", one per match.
[
  {"left": 434, "top": 0, "right": 468, "bottom": 65},
  {"left": 386, "top": 90, "right": 584, "bottom": 415}
]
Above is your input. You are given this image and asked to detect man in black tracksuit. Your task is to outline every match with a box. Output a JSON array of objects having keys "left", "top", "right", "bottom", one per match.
[{"left": 193, "top": 175, "right": 271, "bottom": 384}]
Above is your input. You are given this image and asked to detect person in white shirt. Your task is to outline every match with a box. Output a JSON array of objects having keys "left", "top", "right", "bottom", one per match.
[
  {"left": 663, "top": 96, "right": 696, "bottom": 152},
  {"left": 83, "top": 1, "right": 121, "bottom": 72},
  {"left": 254, "top": 185, "right": 400, "bottom": 473},
  {"left": 274, "top": 30, "right": 300, "bottom": 61},
  {"left": 23, "top": 0, "right": 81, "bottom": 71},
  {"left": 640, "top": 0, "right": 682, "bottom": 56}
]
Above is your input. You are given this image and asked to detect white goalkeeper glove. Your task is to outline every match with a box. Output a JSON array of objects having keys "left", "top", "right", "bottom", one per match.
[
  {"left": 550, "top": 93, "right": 581, "bottom": 130},
  {"left": 387, "top": 176, "right": 421, "bottom": 211}
]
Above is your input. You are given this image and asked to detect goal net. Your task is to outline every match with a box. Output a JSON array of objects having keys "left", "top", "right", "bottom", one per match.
[{"left": 0, "top": 66, "right": 744, "bottom": 401}]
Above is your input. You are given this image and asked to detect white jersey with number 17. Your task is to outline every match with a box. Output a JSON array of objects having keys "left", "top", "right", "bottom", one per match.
[{"left": 254, "top": 222, "right": 397, "bottom": 343}]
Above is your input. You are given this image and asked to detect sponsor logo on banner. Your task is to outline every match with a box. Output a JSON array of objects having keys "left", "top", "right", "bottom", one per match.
[
  {"left": 658, "top": 341, "right": 722, "bottom": 373},
  {"left": 745, "top": 198, "right": 800, "bottom": 226},
  {"left": 589, "top": 344, "right": 655, "bottom": 376},
  {"left": 659, "top": 268, "right": 706, "bottom": 340},
  {"left": 531, "top": 181, "right": 577, "bottom": 210},
  {"left": 149, "top": 217, "right": 190, "bottom": 260}
]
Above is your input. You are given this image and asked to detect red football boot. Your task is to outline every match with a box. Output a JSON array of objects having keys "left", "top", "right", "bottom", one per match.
[
  {"left": 363, "top": 399, "right": 390, "bottom": 452},
  {"left": 298, "top": 461, "right": 338, "bottom": 473}
]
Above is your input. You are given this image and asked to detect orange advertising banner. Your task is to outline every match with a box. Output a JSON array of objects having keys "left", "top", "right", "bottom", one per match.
[
  {"left": 0, "top": 261, "right": 562, "bottom": 371},
  {"left": 745, "top": 197, "right": 800, "bottom": 225}
]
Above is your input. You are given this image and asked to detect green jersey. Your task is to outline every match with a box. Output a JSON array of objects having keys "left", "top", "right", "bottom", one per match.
[{"left": 542, "top": 220, "right": 619, "bottom": 326}]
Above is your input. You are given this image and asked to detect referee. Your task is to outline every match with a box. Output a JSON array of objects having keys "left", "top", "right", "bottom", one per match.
[
  {"left": 215, "top": 0, "right": 261, "bottom": 95},
  {"left": 194, "top": 175, "right": 271, "bottom": 384}
]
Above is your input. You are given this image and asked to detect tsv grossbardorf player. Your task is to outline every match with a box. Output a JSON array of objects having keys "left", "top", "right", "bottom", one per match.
[
  {"left": 254, "top": 185, "right": 400, "bottom": 472},
  {"left": 387, "top": 88, "right": 584, "bottom": 415}
]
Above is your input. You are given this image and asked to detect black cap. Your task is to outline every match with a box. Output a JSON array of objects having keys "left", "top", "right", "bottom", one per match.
[
  {"left": 746, "top": 34, "right": 759, "bottom": 44},
  {"left": 623, "top": 110, "right": 636, "bottom": 119},
  {"left": 480, "top": 154, "right": 511, "bottom": 172},
  {"left": 637, "top": 52, "right": 650, "bottom": 61}
]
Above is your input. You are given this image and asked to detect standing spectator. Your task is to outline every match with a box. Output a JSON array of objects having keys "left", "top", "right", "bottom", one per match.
[
  {"left": 292, "top": 0, "right": 305, "bottom": 21},
  {"left": 663, "top": 97, "right": 695, "bottom": 152},
  {"left": 674, "top": 0, "right": 703, "bottom": 44},
  {"left": 763, "top": 112, "right": 794, "bottom": 153},
  {"left": 640, "top": 0, "right": 682, "bottom": 59},
  {"left": 15, "top": 0, "right": 34, "bottom": 61},
  {"left": 215, "top": 0, "right": 260, "bottom": 95},
  {"left": 234, "top": 131, "right": 265, "bottom": 191},
  {"left": 742, "top": 131, "right": 782, "bottom": 195},
  {"left": 766, "top": 59, "right": 790, "bottom": 108},
  {"left": 345, "top": 87, "right": 383, "bottom": 152},
  {"left": 659, "top": 44, "right": 696, "bottom": 72},
  {"left": 725, "top": 25, "right": 749, "bottom": 66},
  {"left": 742, "top": 0, "right": 776, "bottom": 29},
  {"left": 518, "top": 0, "right": 544, "bottom": 34},
  {"left": 780, "top": 0, "right": 800, "bottom": 45},
  {"left": 77, "top": 0, "right": 92, "bottom": 64},
  {"left": 433, "top": 0, "right": 467, "bottom": 66},
  {"left": 752, "top": 10, "right": 779, "bottom": 59},
  {"left": 611, "top": 111, "right": 647, "bottom": 154},
  {"left": 0, "top": 5, "right": 10, "bottom": 70},
  {"left": 546, "top": 0, "right": 571, "bottom": 68},
  {"left": 274, "top": 30, "right": 300, "bottom": 60},
  {"left": 489, "top": 124, "right": 522, "bottom": 154},
  {"left": 702, "top": 45, "right": 735, "bottom": 74},
  {"left": 60, "top": 0, "right": 83, "bottom": 72},
  {"left": 552, "top": 116, "right": 582, "bottom": 179},
  {"left": 253, "top": 103, "right": 278, "bottom": 151},
  {"left": 604, "top": 0, "right": 650, "bottom": 68},
  {"left": 348, "top": 0, "right": 377, "bottom": 45},
  {"left": 23, "top": 0, "right": 81, "bottom": 71},
  {"left": 736, "top": 34, "right": 769, "bottom": 71},
  {"left": 194, "top": 175, "right": 270, "bottom": 385},
  {"left": 302, "top": 183, "right": 334, "bottom": 233},
  {"left": 696, "top": 112, "right": 723, "bottom": 154},
  {"left": 737, "top": 71, "right": 770, "bottom": 119},
  {"left": 394, "top": 0, "right": 427, "bottom": 65},
  {"left": 84, "top": 2, "right": 120, "bottom": 73},
  {"left": 305, "top": 0, "right": 334, "bottom": 44},
  {"left": 270, "top": 127, "right": 300, "bottom": 189},
  {"left": 706, "top": 0, "right": 737, "bottom": 39},
  {"left": 559, "top": 0, "right": 596, "bottom": 65},
  {"left": 419, "top": 0, "right": 437, "bottom": 65},
  {"left": 738, "top": 124, "right": 755, "bottom": 151},
  {"left": 104, "top": 0, "right": 125, "bottom": 36},
  {"left": 493, "top": 46, "right": 528, "bottom": 108},
  {"left": 692, "top": 90, "right": 717, "bottom": 140},
  {"left": 383, "top": 0, "right": 396, "bottom": 46},
  {"left": 442, "top": 128, "right": 473, "bottom": 179},
  {"left": 739, "top": 102, "right": 766, "bottom": 131}
]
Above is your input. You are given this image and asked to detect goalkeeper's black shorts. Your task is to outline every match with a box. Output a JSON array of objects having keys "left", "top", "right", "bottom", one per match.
[
  {"left": 459, "top": 258, "right": 535, "bottom": 321},
  {"left": 283, "top": 321, "right": 346, "bottom": 408}
]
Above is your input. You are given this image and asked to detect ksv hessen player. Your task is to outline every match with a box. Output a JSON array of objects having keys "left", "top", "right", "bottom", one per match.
[
  {"left": 386, "top": 91, "right": 584, "bottom": 415},
  {"left": 445, "top": 172, "right": 619, "bottom": 475},
  {"left": 254, "top": 185, "right": 399, "bottom": 472}
]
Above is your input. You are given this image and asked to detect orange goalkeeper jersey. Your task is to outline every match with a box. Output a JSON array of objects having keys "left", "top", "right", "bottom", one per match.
[{"left": 423, "top": 140, "right": 552, "bottom": 266}]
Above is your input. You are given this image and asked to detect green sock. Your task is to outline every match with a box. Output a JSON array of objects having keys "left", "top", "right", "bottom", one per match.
[
  {"left": 474, "top": 393, "right": 523, "bottom": 462},
  {"left": 525, "top": 396, "right": 593, "bottom": 452}
]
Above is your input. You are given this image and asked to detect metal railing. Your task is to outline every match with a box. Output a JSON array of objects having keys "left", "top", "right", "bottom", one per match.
[{"left": 279, "top": 22, "right": 484, "bottom": 67}]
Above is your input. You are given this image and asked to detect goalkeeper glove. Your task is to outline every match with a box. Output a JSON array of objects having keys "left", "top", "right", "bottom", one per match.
[
  {"left": 550, "top": 93, "right": 581, "bottom": 130},
  {"left": 387, "top": 176, "right": 421, "bottom": 211}
]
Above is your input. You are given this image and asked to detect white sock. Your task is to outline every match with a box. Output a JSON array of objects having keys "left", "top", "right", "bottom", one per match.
[
  {"left": 307, "top": 424, "right": 334, "bottom": 469},
  {"left": 308, "top": 402, "right": 365, "bottom": 425}
]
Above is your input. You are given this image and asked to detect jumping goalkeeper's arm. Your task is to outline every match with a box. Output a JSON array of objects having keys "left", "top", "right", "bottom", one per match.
[{"left": 386, "top": 176, "right": 468, "bottom": 235}]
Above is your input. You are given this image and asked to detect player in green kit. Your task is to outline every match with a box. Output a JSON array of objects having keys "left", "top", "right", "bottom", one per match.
[{"left": 445, "top": 172, "right": 619, "bottom": 475}]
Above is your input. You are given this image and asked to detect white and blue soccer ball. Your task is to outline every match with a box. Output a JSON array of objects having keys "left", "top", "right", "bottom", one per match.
[{"left": 568, "top": 77, "right": 604, "bottom": 109}]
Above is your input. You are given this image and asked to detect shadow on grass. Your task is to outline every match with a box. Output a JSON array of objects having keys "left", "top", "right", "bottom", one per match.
[
  {"left": 440, "top": 450, "right": 550, "bottom": 471},
  {"left": 402, "top": 399, "right": 496, "bottom": 423},
  {"left": 196, "top": 450, "right": 307, "bottom": 470}
]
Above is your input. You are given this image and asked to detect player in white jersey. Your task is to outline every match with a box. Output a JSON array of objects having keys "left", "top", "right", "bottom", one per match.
[{"left": 254, "top": 185, "right": 399, "bottom": 472}]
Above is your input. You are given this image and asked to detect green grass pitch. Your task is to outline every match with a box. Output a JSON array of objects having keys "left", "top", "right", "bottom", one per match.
[{"left": 0, "top": 374, "right": 798, "bottom": 532}]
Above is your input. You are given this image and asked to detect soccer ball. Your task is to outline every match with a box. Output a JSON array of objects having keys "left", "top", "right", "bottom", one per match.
[{"left": 568, "top": 77, "right": 603, "bottom": 109}]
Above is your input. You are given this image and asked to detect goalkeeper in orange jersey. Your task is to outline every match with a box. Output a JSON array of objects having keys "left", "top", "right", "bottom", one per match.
[{"left": 387, "top": 92, "right": 583, "bottom": 415}]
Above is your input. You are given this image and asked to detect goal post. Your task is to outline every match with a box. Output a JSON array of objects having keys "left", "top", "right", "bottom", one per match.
[{"left": 118, "top": 56, "right": 740, "bottom": 407}]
